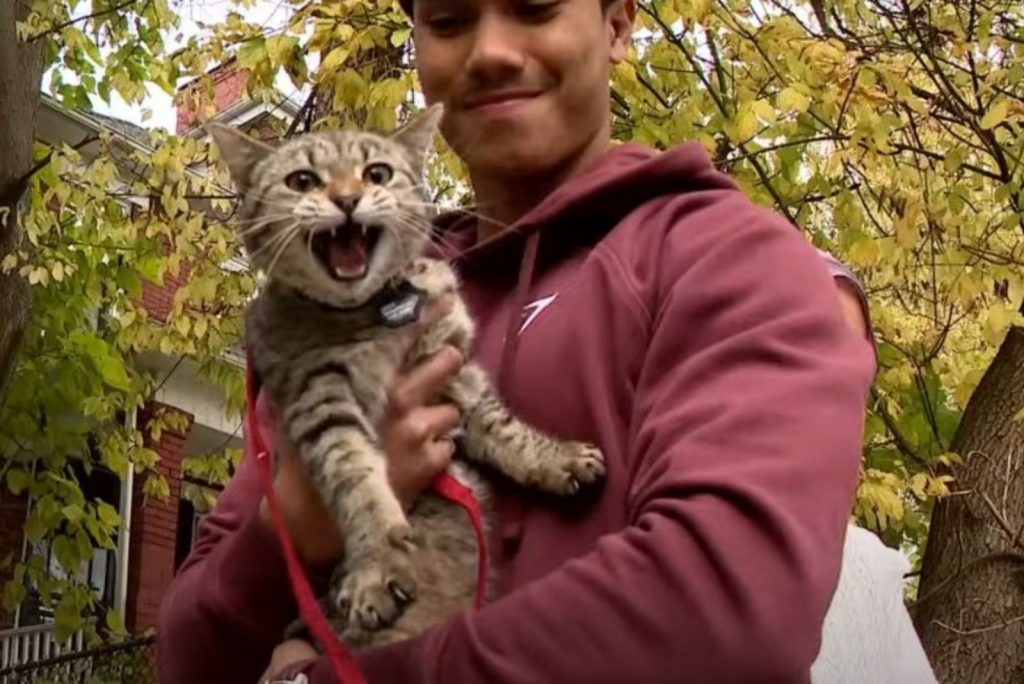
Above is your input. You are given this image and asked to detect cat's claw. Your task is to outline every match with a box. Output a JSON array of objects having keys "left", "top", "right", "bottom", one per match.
[
  {"left": 335, "top": 527, "right": 418, "bottom": 633},
  {"left": 534, "top": 442, "right": 606, "bottom": 496}
]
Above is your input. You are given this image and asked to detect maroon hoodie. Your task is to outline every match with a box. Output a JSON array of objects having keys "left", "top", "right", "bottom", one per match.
[{"left": 157, "top": 142, "right": 876, "bottom": 683}]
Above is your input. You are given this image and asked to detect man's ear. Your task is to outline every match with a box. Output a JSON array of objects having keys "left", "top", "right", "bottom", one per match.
[
  {"left": 206, "top": 123, "right": 274, "bottom": 193},
  {"left": 607, "top": 0, "right": 635, "bottom": 64},
  {"left": 391, "top": 103, "right": 444, "bottom": 168}
]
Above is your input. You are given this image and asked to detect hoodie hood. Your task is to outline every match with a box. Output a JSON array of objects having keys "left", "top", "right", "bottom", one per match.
[
  {"left": 433, "top": 141, "right": 739, "bottom": 269},
  {"left": 429, "top": 140, "right": 740, "bottom": 396}
]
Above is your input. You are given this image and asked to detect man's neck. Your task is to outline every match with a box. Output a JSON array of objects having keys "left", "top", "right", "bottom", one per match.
[{"left": 471, "top": 131, "right": 612, "bottom": 243}]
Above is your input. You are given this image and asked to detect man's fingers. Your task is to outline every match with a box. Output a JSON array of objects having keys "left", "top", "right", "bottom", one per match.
[
  {"left": 388, "top": 292, "right": 456, "bottom": 361},
  {"left": 396, "top": 404, "right": 461, "bottom": 444},
  {"left": 389, "top": 346, "right": 464, "bottom": 414},
  {"left": 425, "top": 436, "right": 456, "bottom": 472},
  {"left": 418, "top": 293, "right": 456, "bottom": 329}
]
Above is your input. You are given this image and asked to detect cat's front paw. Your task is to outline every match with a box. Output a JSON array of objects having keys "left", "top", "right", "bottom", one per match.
[
  {"left": 533, "top": 441, "right": 606, "bottom": 496},
  {"left": 335, "top": 526, "right": 417, "bottom": 633}
]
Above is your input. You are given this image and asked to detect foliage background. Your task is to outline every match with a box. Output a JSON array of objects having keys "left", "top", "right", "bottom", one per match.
[{"left": 1, "top": 0, "right": 1022, "bottom": 653}]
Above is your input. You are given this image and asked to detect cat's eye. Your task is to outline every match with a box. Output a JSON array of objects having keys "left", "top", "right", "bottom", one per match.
[
  {"left": 284, "top": 170, "right": 323, "bottom": 193},
  {"left": 363, "top": 163, "right": 394, "bottom": 185}
]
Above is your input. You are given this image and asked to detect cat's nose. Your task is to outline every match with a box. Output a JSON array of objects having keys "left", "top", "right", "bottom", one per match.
[{"left": 332, "top": 194, "right": 360, "bottom": 216}]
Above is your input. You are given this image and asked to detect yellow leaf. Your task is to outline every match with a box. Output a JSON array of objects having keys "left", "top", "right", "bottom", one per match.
[
  {"left": 751, "top": 99, "right": 777, "bottom": 124},
  {"left": 731, "top": 104, "right": 760, "bottom": 142},
  {"left": 319, "top": 45, "right": 351, "bottom": 83},
  {"left": 910, "top": 473, "right": 929, "bottom": 499},
  {"left": 390, "top": 28, "right": 411, "bottom": 47},
  {"left": 51, "top": 262, "right": 64, "bottom": 282},
  {"left": 175, "top": 316, "right": 191, "bottom": 337},
  {"left": 1, "top": 254, "right": 18, "bottom": 273},
  {"left": 193, "top": 317, "right": 208, "bottom": 340},
  {"left": 28, "top": 266, "right": 48, "bottom": 286},
  {"left": 980, "top": 100, "right": 1009, "bottom": 130},
  {"left": 982, "top": 302, "right": 1017, "bottom": 346},
  {"left": 777, "top": 87, "right": 810, "bottom": 113}
]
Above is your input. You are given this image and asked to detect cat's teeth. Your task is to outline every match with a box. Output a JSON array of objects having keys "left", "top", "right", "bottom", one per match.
[
  {"left": 330, "top": 224, "right": 337, "bottom": 238},
  {"left": 360, "top": 225, "right": 368, "bottom": 237}
]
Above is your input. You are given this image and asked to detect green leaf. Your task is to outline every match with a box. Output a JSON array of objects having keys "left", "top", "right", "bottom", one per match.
[
  {"left": 135, "top": 255, "right": 164, "bottom": 285},
  {"left": 105, "top": 608, "right": 127, "bottom": 635},
  {"left": 2, "top": 577, "right": 26, "bottom": 613},
  {"left": 52, "top": 535, "right": 80, "bottom": 574},
  {"left": 73, "top": 332, "right": 132, "bottom": 391},
  {"left": 62, "top": 504, "right": 84, "bottom": 524},
  {"left": 25, "top": 511, "right": 47, "bottom": 543},
  {"left": 6, "top": 469, "right": 31, "bottom": 495},
  {"left": 96, "top": 501, "right": 121, "bottom": 529},
  {"left": 54, "top": 594, "right": 85, "bottom": 642},
  {"left": 237, "top": 38, "right": 267, "bottom": 70}
]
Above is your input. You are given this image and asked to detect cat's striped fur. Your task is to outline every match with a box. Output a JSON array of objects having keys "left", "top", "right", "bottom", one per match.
[{"left": 209, "top": 106, "right": 605, "bottom": 648}]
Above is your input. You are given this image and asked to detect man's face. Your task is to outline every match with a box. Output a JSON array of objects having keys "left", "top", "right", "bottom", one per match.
[{"left": 411, "top": 0, "right": 632, "bottom": 180}]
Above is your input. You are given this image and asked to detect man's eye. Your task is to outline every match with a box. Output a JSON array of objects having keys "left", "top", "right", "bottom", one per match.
[
  {"left": 516, "top": 1, "right": 560, "bottom": 19},
  {"left": 424, "top": 13, "right": 467, "bottom": 33}
]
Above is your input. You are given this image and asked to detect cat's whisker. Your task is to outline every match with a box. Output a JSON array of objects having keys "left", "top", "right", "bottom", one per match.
[
  {"left": 235, "top": 212, "right": 295, "bottom": 226},
  {"left": 234, "top": 213, "right": 298, "bottom": 234},
  {"left": 236, "top": 218, "right": 297, "bottom": 239},
  {"left": 264, "top": 223, "right": 304, "bottom": 279},
  {"left": 389, "top": 214, "right": 463, "bottom": 255},
  {"left": 396, "top": 202, "right": 512, "bottom": 232},
  {"left": 248, "top": 221, "right": 300, "bottom": 263}
]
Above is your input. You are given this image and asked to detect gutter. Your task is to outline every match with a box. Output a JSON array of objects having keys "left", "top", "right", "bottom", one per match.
[{"left": 114, "top": 406, "right": 137, "bottom": 621}]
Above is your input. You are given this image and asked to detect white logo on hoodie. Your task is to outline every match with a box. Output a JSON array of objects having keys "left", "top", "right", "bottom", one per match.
[{"left": 519, "top": 294, "right": 558, "bottom": 335}]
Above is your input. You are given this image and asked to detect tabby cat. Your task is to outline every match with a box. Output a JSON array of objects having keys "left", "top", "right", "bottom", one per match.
[{"left": 208, "top": 105, "right": 605, "bottom": 648}]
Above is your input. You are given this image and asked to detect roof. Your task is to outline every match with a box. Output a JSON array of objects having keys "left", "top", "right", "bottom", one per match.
[{"left": 87, "top": 110, "right": 151, "bottom": 143}]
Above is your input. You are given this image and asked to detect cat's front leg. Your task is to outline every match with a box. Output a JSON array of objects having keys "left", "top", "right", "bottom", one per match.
[
  {"left": 287, "top": 401, "right": 417, "bottom": 634},
  {"left": 446, "top": 364, "right": 606, "bottom": 495}
]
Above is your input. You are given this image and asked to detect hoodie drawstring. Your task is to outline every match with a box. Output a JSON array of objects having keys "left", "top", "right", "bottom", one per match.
[
  {"left": 498, "top": 230, "right": 541, "bottom": 395},
  {"left": 494, "top": 230, "right": 541, "bottom": 553}
]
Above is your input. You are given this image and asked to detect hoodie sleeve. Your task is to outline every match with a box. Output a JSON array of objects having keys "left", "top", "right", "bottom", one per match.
[
  {"left": 157, "top": 397, "right": 301, "bottom": 684},
  {"left": 343, "top": 205, "right": 877, "bottom": 684}
]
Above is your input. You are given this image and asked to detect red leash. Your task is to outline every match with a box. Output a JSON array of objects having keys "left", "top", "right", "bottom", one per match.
[{"left": 245, "top": 359, "right": 488, "bottom": 683}]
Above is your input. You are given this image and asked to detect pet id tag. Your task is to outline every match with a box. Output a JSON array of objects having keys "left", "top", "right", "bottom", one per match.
[{"left": 376, "top": 281, "right": 426, "bottom": 328}]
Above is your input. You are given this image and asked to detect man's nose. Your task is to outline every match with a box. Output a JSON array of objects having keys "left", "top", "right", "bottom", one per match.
[{"left": 465, "top": 13, "right": 527, "bottom": 82}]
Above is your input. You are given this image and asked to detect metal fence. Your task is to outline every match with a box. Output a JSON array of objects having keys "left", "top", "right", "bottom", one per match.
[{"left": 0, "top": 635, "right": 155, "bottom": 684}]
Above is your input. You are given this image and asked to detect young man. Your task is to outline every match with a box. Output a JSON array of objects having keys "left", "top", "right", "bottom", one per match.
[{"left": 157, "top": 0, "right": 877, "bottom": 681}]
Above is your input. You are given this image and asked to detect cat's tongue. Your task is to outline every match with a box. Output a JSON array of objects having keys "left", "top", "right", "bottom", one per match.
[{"left": 329, "top": 228, "right": 368, "bottom": 278}]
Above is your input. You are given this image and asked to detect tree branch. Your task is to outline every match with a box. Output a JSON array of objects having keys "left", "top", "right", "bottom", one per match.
[{"left": 29, "top": 0, "right": 140, "bottom": 42}]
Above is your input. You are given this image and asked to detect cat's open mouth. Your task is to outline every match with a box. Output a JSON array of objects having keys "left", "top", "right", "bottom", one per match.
[{"left": 310, "top": 223, "right": 383, "bottom": 281}]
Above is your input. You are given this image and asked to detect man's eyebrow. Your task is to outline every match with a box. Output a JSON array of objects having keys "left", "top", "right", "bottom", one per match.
[{"left": 417, "top": 0, "right": 466, "bottom": 12}]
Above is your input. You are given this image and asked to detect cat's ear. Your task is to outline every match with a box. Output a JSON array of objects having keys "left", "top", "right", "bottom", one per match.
[
  {"left": 391, "top": 104, "right": 444, "bottom": 168},
  {"left": 206, "top": 123, "right": 274, "bottom": 193}
]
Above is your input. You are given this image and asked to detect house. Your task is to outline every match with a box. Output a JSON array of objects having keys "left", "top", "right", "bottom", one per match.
[{"left": 0, "top": 63, "right": 299, "bottom": 673}]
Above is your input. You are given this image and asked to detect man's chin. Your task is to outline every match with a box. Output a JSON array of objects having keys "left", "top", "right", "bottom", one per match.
[{"left": 460, "top": 139, "right": 567, "bottom": 180}]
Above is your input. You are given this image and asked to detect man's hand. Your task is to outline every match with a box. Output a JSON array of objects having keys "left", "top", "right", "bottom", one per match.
[
  {"left": 384, "top": 345, "right": 464, "bottom": 510},
  {"left": 258, "top": 297, "right": 464, "bottom": 568},
  {"left": 258, "top": 639, "right": 317, "bottom": 683}
]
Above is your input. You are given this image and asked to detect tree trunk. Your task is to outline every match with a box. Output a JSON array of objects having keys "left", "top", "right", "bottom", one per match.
[
  {"left": 0, "top": 0, "right": 46, "bottom": 403},
  {"left": 915, "top": 324, "right": 1024, "bottom": 683}
]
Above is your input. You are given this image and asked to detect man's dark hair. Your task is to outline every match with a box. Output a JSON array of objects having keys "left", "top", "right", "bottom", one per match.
[{"left": 399, "top": 0, "right": 618, "bottom": 18}]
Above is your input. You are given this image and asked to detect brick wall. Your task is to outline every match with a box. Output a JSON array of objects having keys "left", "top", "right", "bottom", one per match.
[
  {"left": 125, "top": 402, "right": 193, "bottom": 633},
  {"left": 0, "top": 495, "right": 28, "bottom": 629},
  {"left": 176, "top": 61, "right": 251, "bottom": 135},
  {"left": 140, "top": 261, "right": 190, "bottom": 323}
]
